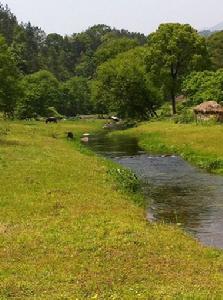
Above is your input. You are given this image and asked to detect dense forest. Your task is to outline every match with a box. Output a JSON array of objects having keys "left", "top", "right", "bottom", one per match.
[{"left": 0, "top": 2, "right": 223, "bottom": 120}]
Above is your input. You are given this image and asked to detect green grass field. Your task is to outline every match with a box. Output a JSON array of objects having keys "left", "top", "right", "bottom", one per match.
[
  {"left": 112, "top": 121, "right": 223, "bottom": 174},
  {"left": 1, "top": 120, "right": 223, "bottom": 299}
]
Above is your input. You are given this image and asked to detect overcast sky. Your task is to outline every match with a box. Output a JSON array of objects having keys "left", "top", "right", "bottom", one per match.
[{"left": 1, "top": 0, "right": 223, "bottom": 35}]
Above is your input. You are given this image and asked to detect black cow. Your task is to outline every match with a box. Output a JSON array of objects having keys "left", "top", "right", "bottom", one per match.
[
  {"left": 67, "top": 132, "right": 74, "bottom": 139},
  {"left": 46, "top": 117, "right": 58, "bottom": 124}
]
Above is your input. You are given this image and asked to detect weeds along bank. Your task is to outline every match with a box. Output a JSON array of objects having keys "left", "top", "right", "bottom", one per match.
[
  {"left": 1, "top": 120, "right": 223, "bottom": 298},
  {"left": 111, "top": 121, "right": 223, "bottom": 175}
]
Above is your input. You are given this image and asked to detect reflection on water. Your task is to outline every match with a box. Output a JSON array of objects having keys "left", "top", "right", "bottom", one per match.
[{"left": 86, "top": 133, "right": 223, "bottom": 249}]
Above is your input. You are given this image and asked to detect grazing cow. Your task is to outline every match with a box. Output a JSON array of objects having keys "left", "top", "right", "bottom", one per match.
[
  {"left": 67, "top": 132, "right": 74, "bottom": 139},
  {"left": 46, "top": 117, "right": 57, "bottom": 124}
]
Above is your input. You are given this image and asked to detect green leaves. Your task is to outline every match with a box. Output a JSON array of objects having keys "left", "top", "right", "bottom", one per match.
[
  {"left": 182, "top": 69, "right": 223, "bottom": 104},
  {"left": 146, "top": 23, "right": 210, "bottom": 114},
  {"left": 16, "top": 70, "right": 60, "bottom": 119},
  {"left": 207, "top": 31, "right": 223, "bottom": 70},
  {"left": 0, "top": 35, "right": 21, "bottom": 118},
  {"left": 92, "top": 47, "right": 162, "bottom": 119},
  {"left": 60, "top": 76, "right": 92, "bottom": 116},
  {"left": 94, "top": 37, "right": 138, "bottom": 66}
]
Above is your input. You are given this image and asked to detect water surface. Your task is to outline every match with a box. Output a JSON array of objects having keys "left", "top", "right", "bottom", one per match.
[{"left": 86, "top": 133, "right": 223, "bottom": 249}]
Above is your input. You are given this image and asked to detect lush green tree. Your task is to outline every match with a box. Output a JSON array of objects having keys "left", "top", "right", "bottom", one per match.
[
  {"left": 146, "top": 23, "right": 210, "bottom": 114},
  {"left": 182, "top": 70, "right": 223, "bottom": 104},
  {"left": 94, "top": 37, "right": 138, "bottom": 65},
  {"left": 73, "top": 25, "right": 147, "bottom": 78},
  {"left": 74, "top": 51, "right": 97, "bottom": 78},
  {"left": 17, "top": 70, "right": 60, "bottom": 119},
  {"left": 207, "top": 31, "right": 223, "bottom": 70},
  {"left": 0, "top": 36, "right": 21, "bottom": 118},
  {"left": 0, "top": 3, "right": 18, "bottom": 44},
  {"left": 40, "top": 33, "right": 76, "bottom": 80},
  {"left": 93, "top": 47, "right": 162, "bottom": 119},
  {"left": 12, "top": 22, "right": 46, "bottom": 74},
  {"left": 60, "top": 76, "right": 92, "bottom": 116}
]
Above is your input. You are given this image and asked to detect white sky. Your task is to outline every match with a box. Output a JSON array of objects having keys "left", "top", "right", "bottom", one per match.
[{"left": 1, "top": 0, "right": 223, "bottom": 35}]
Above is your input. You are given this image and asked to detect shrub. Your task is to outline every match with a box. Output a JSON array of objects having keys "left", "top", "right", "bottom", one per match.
[
  {"left": 174, "top": 108, "right": 195, "bottom": 124},
  {"left": 158, "top": 103, "right": 172, "bottom": 118}
]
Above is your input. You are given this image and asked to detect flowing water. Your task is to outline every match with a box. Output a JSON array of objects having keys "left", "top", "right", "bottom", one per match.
[{"left": 85, "top": 133, "right": 223, "bottom": 249}]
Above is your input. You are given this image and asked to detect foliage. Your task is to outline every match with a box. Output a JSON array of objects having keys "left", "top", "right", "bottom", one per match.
[
  {"left": 93, "top": 47, "right": 163, "bottom": 119},
  {"left": 13, "top": 22, "right": 46, "bottom": 74},
  {"left": 60, "top": 76, "right": 92, "bottom": 116},
  {"left": 94, "top": 37, "right": 138, "bottom": 65},
  {"left": 0, "top": 35, "right": 21, "bottom": 118},
  {"left": 158, "top": 103, "right": 173, "bottom": 118},
  {"left": 182, "top": 69, "right": 223, "bottom": 104},
  {"left": 16, "top": 70, "right": 60, "bottom": 119},
  {"left": 207, "top": 31, "right": 223, "bottom": 70},
  {"left": 174, "top": 108, "right": 195, "bottom": 124},
  {"left": 40, "top": 33, "right": 71, "bottom": 80},
  {"left": 146, "top": 23, "right": 210, "bottom": 114},
  {"left": 0, "top": 3, "right": 18, "bottom": 44}
]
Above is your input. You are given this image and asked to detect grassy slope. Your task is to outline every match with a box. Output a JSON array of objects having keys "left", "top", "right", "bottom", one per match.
[
  {"left": 112, "top": 121, "right": 223, "bottom": 174},
  {"left": 0, "top": 120, "right": 223, "bottom": 299}
]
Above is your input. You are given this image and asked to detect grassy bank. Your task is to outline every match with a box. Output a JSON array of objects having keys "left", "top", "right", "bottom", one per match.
[
  {"left": 111, "top": 121, "right": 223, "bottom": 175},
  {"left": 1, "top": 120, "right": 223, "bottom": 299}
]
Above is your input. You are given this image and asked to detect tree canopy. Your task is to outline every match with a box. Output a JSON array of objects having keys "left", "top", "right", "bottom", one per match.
[
  {"left": 92, "top": 47, "right": 162, "bottom": 119},
  {"left": 207, "top": 31, "right": 223, "bottom": 70},
  {"left": 146, "top": 23, "right": 209, "bottom": 114},
  {"left": 0, "top": 35, "right": 21, "bottom": 118},
  {"left": 17, "top": 70, "right": 60, "bottom": 119},
  {"left": 182, "top": 70, "right": 223, "bottom": 104},
  {"left": 60, "top": 77, "right": 92, "bottom": 116}
]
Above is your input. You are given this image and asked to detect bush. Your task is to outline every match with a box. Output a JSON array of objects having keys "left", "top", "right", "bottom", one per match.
[
  {"left": 174, "top": 108, "right": 195, "bottom": 124},
  {"left": 158, "top": 103, "right": 172, "bottom": 118},
  {"left": 182, "top": 70, "right": 223, "bottom": 105}
]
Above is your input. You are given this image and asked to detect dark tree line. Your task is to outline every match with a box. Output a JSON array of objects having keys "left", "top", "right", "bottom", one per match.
[{"left": 0, "top": 4, "right": 146, "bottom": 80}]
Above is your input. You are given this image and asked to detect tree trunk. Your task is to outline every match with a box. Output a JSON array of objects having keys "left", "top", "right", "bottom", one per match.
[
  {"left": 171, "top": 91, "right": 176, "bottom": 115},
  {"left": 170, "top": 65, "right": 177, "bottom": 115}
]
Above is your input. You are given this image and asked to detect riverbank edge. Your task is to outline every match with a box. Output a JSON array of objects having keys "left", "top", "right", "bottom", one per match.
[
  {"left": 74, "top": 132, "right": 146, "bottom": 208},
  {"left": 110, "top": 121, "right": 223, "bottom": 175}
]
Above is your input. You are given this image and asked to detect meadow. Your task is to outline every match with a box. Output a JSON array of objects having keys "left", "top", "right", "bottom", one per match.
[{"left": 1, "top": 120, "right": 223, "bottom": 299}]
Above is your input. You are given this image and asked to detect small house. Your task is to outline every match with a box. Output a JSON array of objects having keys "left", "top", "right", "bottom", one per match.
[{"left": 194, "top": 101, "right": 223, "bottom": 122}]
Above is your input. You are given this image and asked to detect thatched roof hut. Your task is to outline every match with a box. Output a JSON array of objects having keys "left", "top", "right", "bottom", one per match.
[{"left": 194, "top": 101, "right": 223, "bottom": 122}]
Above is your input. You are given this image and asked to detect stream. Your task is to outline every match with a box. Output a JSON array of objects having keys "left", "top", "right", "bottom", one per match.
[{"left": 84, "top": 133, "right": 223, "bottom": 249}]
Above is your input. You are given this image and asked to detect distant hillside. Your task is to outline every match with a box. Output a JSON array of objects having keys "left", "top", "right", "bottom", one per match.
[
  {"left": 210, "top": 21, "right": 223, "bottom": 32},
  {"left": 200, "top": 22, "right": 223, "bottom": 37}
]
